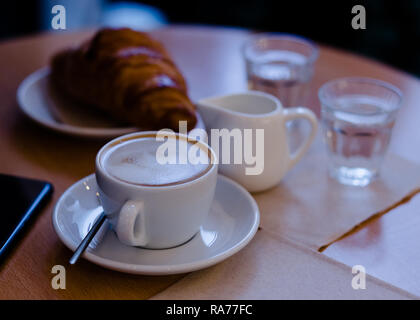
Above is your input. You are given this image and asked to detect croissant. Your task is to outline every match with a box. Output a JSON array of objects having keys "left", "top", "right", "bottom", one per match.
[{"left": 50, "top": 28, "right": 197, "bottom": 131}]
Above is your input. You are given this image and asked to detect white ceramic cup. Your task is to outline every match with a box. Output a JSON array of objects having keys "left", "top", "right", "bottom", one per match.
[{"left": 95, "top": 131, "right": 218, "bottom": 249}]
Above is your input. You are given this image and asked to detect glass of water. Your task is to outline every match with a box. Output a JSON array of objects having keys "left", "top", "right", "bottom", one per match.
[
  {"left": 242, "top": 34, "right": 319, "bottom": 107},
  {"left": 318, "top": 77, "right": 402, "bottom": 186}
]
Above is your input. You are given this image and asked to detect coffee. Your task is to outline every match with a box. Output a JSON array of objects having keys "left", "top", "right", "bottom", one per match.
[{"left": 101, "top": 135, "right": 211, "bottom": 186}]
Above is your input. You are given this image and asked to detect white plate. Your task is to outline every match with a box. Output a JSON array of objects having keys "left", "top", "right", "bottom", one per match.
[
  {"left": 52, "top": 174, "right": 260, "bottom": 275},
  {"left": 17, "top": 68, "right": 204, "bottom": 139}
]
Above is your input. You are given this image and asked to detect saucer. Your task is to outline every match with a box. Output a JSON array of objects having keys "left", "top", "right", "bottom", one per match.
[
  {"left": 52, "top": 174, "right": 260, "bottom": 275},
  {"left": 17, "top": 68, "right": 205, "bottom": 139}
]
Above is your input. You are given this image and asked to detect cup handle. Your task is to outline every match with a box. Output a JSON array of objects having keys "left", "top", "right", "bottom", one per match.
[
  {"left": 283, "top": 107, "right": 318, "bottom": 170},
  {"left": 115, "top": 200, "right": 148, "bottom": 247}
]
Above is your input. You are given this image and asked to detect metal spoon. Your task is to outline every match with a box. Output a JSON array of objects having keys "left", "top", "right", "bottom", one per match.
[{"left": 69, "top": 211, "right": 106, "bottom": 265}]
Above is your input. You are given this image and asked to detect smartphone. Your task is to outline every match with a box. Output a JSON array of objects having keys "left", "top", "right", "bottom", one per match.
[{"left": 0, "top": 174, "right": 53, "bottom": 262}]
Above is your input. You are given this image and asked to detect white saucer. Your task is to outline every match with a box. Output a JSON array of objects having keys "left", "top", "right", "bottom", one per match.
[
  {"left": 17, "top": 68, "right": 205, "bottom": 139},
  {"left": 52, "top": 174, "right": 260, "bottom": 275}
]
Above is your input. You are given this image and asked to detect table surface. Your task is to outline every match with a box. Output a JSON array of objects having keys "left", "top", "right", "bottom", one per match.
[{"left": 0, "top": 25, "right": 420, "bottom": 299}]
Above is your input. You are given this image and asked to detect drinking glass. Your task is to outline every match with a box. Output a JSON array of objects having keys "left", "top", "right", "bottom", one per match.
[
  {"left": 318, "top": 77, "right": 402, "bottom": 186},
  {"left": 242, "top": 34, "right": 319, "bottom": 107}
]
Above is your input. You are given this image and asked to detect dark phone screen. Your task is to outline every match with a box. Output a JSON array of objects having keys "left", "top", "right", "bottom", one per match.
[{"left": 0, "top": 174, "right": 52, "bottom": 258}]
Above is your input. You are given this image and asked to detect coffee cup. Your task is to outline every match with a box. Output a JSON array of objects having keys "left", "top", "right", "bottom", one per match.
[{"left": 95, "top": 131, "right": 218, "bottom": 249}]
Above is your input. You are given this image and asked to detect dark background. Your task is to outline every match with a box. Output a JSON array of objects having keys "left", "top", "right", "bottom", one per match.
[{"left": 1, "top": 0, "right": 419, "bottom": 77}]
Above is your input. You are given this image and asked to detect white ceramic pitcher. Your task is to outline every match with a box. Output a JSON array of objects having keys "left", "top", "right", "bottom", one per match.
[{"left": 196, "top": 91, "right": 318, "bottom": 192}]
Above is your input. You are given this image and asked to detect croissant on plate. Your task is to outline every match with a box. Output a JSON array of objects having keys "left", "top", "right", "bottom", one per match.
[{"left": 50, "top": 28, "right": 197, "bottom": 131}]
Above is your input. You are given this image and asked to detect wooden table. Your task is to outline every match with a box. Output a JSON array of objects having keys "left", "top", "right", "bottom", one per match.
[{"left": 0, "top": 25, "right": 419, "bottom": 299}]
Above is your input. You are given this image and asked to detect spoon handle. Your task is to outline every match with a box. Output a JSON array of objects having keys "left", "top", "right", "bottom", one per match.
[{"left": 69, "top": 211, "right": 106, "bottom": 265}]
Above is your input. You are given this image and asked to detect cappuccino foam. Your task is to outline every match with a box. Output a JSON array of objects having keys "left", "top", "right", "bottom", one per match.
[{"left": 102, "top": 137, "right": 210, "bottom": 186}]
